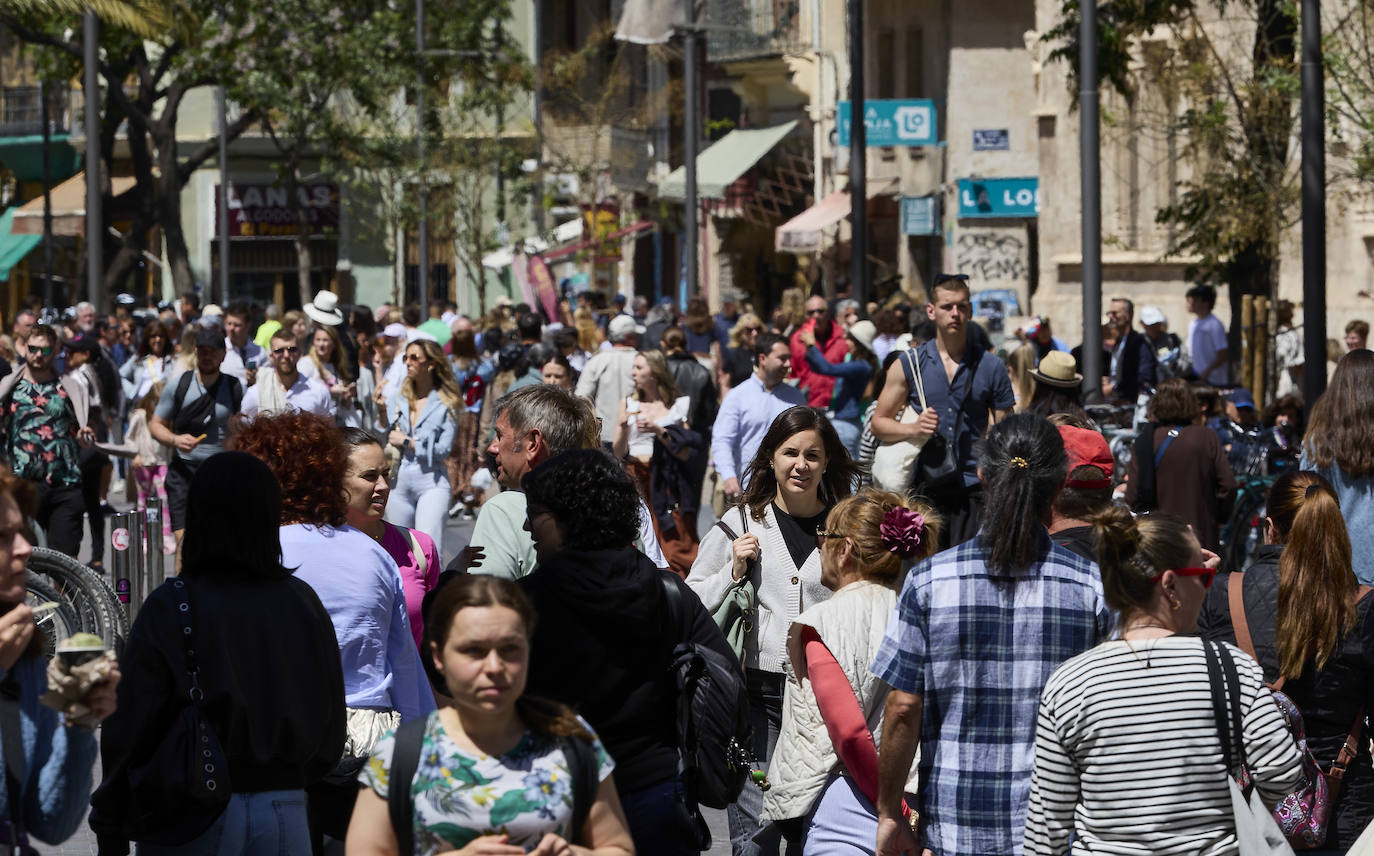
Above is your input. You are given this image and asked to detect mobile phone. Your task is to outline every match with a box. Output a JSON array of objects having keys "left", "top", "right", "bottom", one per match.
[{"left": 245, "top": 358, "right": 257, "bottom": 370}]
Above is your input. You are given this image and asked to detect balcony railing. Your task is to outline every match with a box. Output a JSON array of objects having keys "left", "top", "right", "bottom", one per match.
[
  {"left": 706, "top": 0, "right": 804, "bottom": 63},
  {"left": 0, "top": 86, "right": 72, "bottom": 137}
]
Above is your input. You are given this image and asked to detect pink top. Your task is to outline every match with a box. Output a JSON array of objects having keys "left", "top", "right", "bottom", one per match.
[{"left": 380, "top": 523, "right": 442, "bottom": 653}]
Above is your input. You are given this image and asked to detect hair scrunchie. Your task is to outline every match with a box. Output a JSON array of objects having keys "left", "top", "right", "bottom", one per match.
[{"left": 880, "top": 506, "right": 926, "bottom": 560}]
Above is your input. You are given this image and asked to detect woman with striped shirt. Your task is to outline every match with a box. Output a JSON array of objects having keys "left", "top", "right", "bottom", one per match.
[{"left": 1024, "top": 508, "right": 1304, "bottom": 856}]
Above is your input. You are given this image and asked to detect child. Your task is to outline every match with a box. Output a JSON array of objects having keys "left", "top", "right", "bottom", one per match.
[{"left": 97, "top": 384, "right": 175, "bottom": 554}]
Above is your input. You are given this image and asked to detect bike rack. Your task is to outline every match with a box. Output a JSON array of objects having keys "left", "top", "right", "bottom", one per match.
[{"left": 110, "top": 499, "right": 171, "bottom": 624}]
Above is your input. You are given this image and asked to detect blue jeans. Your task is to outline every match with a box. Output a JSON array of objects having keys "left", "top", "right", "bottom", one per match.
[
  {"left": 386, "top": 461, "right": 450, "bottom": 560},
  {"left": 138, "top": 790, "right": 309, "bottom": 856},
  {"left": 619, "top": 776, "right": 698, "bottom": 856},
  {"left": 728, "top": 670, "right": 784, "bottom": 856},
  {"left": 830, "top": 418, "right": 862, "bottom": 460}
]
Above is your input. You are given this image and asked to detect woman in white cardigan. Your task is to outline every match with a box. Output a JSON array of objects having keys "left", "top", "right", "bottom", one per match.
[
  {"left": 759, "top": 488, "right": 939, "bottom": 854},
  {"left": 687, "top": 405, "right": 861, "bottom": 856}
]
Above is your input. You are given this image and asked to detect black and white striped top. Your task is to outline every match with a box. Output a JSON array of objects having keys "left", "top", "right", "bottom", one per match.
[{"left": 1024, "top": 637, "right": 1304, "bottom": 856}]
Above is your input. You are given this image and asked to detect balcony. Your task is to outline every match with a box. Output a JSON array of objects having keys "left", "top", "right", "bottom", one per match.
[
  {"left": 705, "top": 0, "right": 804, "bottom": 63},
  {"left": 0, "top": 86, "right": 71, "bottom": 138}
]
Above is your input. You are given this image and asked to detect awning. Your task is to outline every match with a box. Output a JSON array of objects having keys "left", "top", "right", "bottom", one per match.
[
  {"left": 608, "top": 219, "right": 653, "bottom": 240},
  {"left": 659, "top": 121, "right": 798, "bottom": 199},
  {"left": 774, "top": 177, "right": 902, "bottom": 253},
  {"left": 481, "top": 218, "right": 583, "bottom": 269},
  {"left": 12, "top": 171, "right": 138, "bottom": 236},
  {"left": 0, "top": 135, "right": 81, "bottom": 183},
  {"left": 0, "top": 209, "right": 41, "bottom": 282}
]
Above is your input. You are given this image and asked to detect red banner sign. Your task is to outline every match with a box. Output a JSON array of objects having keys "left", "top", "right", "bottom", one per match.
[{"left": 216, "top": 183, "right": 339, "bottom": 239}]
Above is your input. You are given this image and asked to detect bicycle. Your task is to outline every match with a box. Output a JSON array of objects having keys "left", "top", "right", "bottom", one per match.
[
  {"left": 1084, "top": 403, "right": 1139, "bottom": 484},
  {"left": 26, "top": 546, "right": 129, "bottom": 656}
]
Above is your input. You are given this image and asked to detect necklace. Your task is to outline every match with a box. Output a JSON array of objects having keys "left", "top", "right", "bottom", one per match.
[{"left": 1121, "top": 624, "right": 1175, "bottom": 667}]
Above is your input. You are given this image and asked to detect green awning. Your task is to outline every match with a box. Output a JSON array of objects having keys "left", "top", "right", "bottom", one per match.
[
  {"left": 659, "top": 121, "right": 798, "bottom": 200},
  {"left": 0, "top": 209, "right": 41, "bottom": 282},
  {"left": 0, "top": 135, "right": 82, "bottom": 183}
]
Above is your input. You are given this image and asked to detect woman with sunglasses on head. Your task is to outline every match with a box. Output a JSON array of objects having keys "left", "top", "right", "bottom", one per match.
[
  {"left": 385, "top": 339, "right": 461, "bottom": 560},
  {"left": 1024, "top": 507, "right": 1302, "bottom": 856},
  {"left": 721, "top": 313, "right": 766, "bottom": 391},
  {"left": 760, "top": 488, "right": 939, "bottom": 853},
  {"left": 1198, "top": 471, "right": 1374, "bottom": 852},
  {"left": 119, "top": 320, "right": 174, "bottom": 403},
  {"left": 299, "top": 323, "right": 358, "bottom": 428},
  {"left": 687, "top": 405, "right": 860, "bottom": 856}
]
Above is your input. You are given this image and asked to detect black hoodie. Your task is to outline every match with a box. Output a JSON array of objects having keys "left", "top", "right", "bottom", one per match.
[{"left": 519, "top": 547, "right": 736, "bottom": 792}]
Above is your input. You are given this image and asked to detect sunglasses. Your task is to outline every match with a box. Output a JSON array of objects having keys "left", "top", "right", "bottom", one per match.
[
  {"left": 29, "top": 345, "right": 53, "bottom": 355},
  {"left": 403, "top": 353, "right": 428, "bottom": 363},
  {"left": 1150, "top": 566, "right": 1216, "bottom": 589},
  {"left": 807, "top": 309, "right": 828, "bottom": 316},
  {"left": 814, "top": 528, "right": 847, "bottom": 548},
  {"left": 744, "top": 326, "right": 763, "bottom": 334},
  {"left": 271, "top": 345, "right": 300, "bottom": 356}
]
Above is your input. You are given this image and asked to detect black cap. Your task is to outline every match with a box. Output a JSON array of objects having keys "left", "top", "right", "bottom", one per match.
[
  {"left": 64, "top": 332, "right": 99, "bottom": 353},
  {"left": 194, "top": 326, "right": 225, "bottom": 350}
]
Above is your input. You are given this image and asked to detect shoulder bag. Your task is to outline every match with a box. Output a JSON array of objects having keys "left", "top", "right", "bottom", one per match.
[
  {"left": 710, "top": 507, "right": 757, "bottom": 663},
  {"left": 871, "top": 349, "right": 927, "bottom": 494},
  {"left": 114, "top": 578, "right": 231, "bottom": 845},
  {"left": 1205, "top": 640, "right": 1296, "bottom": 856},
  {"left": 913, "top": 349, "right": 983, "bottom": 495}
]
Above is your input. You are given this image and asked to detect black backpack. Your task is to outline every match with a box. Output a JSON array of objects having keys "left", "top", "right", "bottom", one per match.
[{"left": 659, "top": 571, "right": 753, "bottom": 845}]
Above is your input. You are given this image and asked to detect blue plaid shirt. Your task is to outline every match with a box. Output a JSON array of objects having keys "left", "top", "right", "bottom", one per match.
[{"left": 871, "top": 532, "right": 1113, "bottom": 856}]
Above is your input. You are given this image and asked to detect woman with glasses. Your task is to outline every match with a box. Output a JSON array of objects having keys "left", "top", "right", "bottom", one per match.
[
  {"left": 1198, "top": 470, "right": 1374, "bottom": 852},
  {"left": 1024, "top": 506, "right": 1302, "bottom": 856},
  {"left": 119, "top": 320, "right": 174, "bottom": 403},
  {"left": 687, "top": 405, "right": 860, "bottom": 855},
  {"left": 760, "top": 488, "right": 939, "bottom": 853},
  {"left": 385, "top": 339, "right": 461, "bottom": 560},
  {"left": 722, "top": 313, "right": 766, "bottom": 391}
]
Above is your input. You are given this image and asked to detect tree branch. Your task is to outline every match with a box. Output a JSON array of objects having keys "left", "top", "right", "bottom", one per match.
[{"left": 176, "top": 108, "right": 259, "bottom": 184}]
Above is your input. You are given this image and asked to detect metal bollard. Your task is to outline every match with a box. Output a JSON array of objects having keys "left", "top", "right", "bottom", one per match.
[
  {"left": 130, "top": 505, "right": 149, "bottom": 621},
  {"left": 111, "top": 511, "right": 133, "bottom": 614},
  {"left": 146, "top": 501, "right": 165, "bottom": 586}
]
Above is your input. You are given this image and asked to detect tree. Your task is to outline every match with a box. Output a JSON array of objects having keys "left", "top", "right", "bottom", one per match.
[
  {"left": 1046, "top": 0, "right": 1299, "bottom": 345},
  {"left": 0, "top": 0, "right": 181, "bottom": 39}
]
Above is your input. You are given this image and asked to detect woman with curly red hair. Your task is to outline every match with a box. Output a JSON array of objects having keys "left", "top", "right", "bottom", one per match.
[{"left": 228, "top": 410, "right": 434, "bottom": 847}]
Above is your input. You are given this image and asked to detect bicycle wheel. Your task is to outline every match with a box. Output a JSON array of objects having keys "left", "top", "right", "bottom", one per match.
[
  {"left": 25, "top": 574, "right": 81, "bottom": 659},
  {"left": 27, "top": 547, "right": 129, "bottom": 655},
  {"left": 1220, "top": 487, "right": 1267, "bottom": 573}
]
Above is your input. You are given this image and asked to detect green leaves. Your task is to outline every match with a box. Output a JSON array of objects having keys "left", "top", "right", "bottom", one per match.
[{"left": 0, "top": 0, "right": 191, "bottom": 41}]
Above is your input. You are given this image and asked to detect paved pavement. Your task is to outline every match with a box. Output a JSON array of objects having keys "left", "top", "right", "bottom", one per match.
[{"left": 36, "top": 491, "right": 732, "bottom": 854}]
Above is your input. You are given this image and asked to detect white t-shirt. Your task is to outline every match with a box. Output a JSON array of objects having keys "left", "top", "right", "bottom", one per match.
[
  {"left": 1188, "top": 314, "right": 1229, "bottom": 385},
  {"left": 241, "top": 372, "right": 335, "bottom": 420}
]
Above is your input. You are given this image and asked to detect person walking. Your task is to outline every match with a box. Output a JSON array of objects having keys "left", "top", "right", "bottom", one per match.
[
  {"left": 345, "top": 575, "right": 636, "bottom": 856},
  {"left": 118, "top": 319, "right": 174, "bottom": 403},
  {"left": 240, "top": 328, "right": 334, "bottom": 421},
  {"left": 870, "top": 274, "right": 1015, "bottom": 547},
  {"left": 384, "top": 339, "right": 461, "bottom": 559},
  {"left": 872, "top": 413, "right": 1114, "bottom": 856},
  {"left": 1023, "top": 507, "right": 1301, "bottom": 856},
  {"left": 688, "top": 405, "right": 861, "bottom": 855},
  {"left": 0, "top": 469, "right": 119, "bottom": 850},
  {"left": 711, "top": 333, "right": 807, "bottom": 501},
  {"left": 298, "top": 323, "right": 357, "bottom": 427},
  {"left": 217, "top": 303, "right": 265, "bottom": 390},
  {"left": 0, "top": 323, "right": 95, "bottom": 557},
  {"left": 761, "top": 488, "right": 940, "bottom": 853},
  {"left": 575, "top": 314, "right": 642, "bottom": 445},
  {"left": 800, "top": 319, "right": 877, "bottom": 458},
  {"left": 89, "top": 452, "right": 346, "bottom": 855},
  {"left": 790, "top": 296, "right": 847, "bottom": 409},
  {"left": 1301, "top": 349, "right": 1374, "bottom": 586},
  {"left": 1187, "top": 284, "right": 1230, "bottom": 386},
  {"left": 1198, "top": 470, "right": 1374, "bottom": 851}
]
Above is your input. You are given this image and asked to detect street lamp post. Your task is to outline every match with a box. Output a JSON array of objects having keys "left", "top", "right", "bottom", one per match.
[
  {"left": 1078, "top": 0, "right": 1103, "bottom": 400},
  {"left": 84, "top": 11, "right": 102, "bottom": 308},
  {"left": 1301, "top": 0, "right": 1326, "bottom": 407},
  {"left": 415, "top": 0, "right": 429, "bottom": 316},
  {"left": 848, "top": 0, "right": 866, "bottom": 307}
]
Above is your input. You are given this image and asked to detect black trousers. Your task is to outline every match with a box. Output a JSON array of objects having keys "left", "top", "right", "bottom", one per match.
[
  {"left": 32, "top": 481, "right": 85, "bottom": 558},
  {"left": 78, "top": 446, "right": 109, "bottom": 565}
]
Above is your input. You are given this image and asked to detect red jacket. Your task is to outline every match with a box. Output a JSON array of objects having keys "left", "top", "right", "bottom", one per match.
[{"left": 790, "top": 319, "right": 848, "bottom": 408}]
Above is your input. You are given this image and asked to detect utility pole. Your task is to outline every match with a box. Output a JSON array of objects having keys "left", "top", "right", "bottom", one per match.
[
  {"left": 217, "top": 86, "right": 230, "bottom": 307},
  {"left": 415, "top": 0, "right": 429, "bottom": 316},
  {"left": 1301, "top": 0, "right": 1326, "bottom": 407},
  {"left": 40, "top": 80, "right": 53, "bottom": 311},
  {"left": 684, "top": 24, "right": 699, "bottom": 304},
  {"left": 848, "top": 0, "right": 866, "bottom": 306},
  {"left": 84, "top": 11, "right": 102, "bottom": 309},
  {"left": 1078, "top": 0, "right": 1102, "bottom": 400}
]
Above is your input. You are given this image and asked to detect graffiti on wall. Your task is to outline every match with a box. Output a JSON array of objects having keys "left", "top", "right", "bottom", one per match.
[{"left": 955, "top": 232, "right": 1026, "bottom": 281}]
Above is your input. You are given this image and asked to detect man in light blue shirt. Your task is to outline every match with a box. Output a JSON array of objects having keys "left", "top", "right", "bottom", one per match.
[{"left": 711, "top": 332, "right": 807, "bottom": 496}]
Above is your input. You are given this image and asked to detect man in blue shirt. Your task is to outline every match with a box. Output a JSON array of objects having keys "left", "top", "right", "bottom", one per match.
[
  {"left": 710, "top": 332, "right": 806, "bottom": 498},
  {"left": 871, "top": 274, "right": 1014, "bottom": 546}
]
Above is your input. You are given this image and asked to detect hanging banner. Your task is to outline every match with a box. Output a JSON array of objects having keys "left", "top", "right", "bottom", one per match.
[
  {"left": 512, "top": 252, "right": 536, "bottom": 310},
  {"left": 527, "top": 254, "right": 560, "bottom": 323}
]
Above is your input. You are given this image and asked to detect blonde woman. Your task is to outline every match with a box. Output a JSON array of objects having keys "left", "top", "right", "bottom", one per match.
[
  {"left": 722, "top": 312, "right": 766, "bottom": 390},
  {"left": 575, "top": 306, "right": 604, "bottom": 356},
  {"left": 385, "top": 339, "right": 461, "bottom": 559},
  {"left": 1007, "top": 343, "right": 1037, "bottom": 412},
  {"left": 775, "top": 287, "right": 807, "bottom": 336},
  {"left": 298, "top": 324, "right": 358, "bottom": 426}
]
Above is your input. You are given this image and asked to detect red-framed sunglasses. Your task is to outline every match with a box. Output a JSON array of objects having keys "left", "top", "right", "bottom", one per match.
[{"left": 1149, "top": 566, "right": 1216, "bottom": 588}]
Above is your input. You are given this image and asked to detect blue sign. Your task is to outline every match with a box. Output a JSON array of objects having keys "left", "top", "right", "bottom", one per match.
[
  {"left": 956, "top": 177, "right": 1040, "bottom": 218},
  {"left": 973, "top": 129, "right": 1009, "bottom": 151},
  {"left": 837, "top": 100, "right": 937, "bottom": 147},
  {"left": 900, "top": 196, "right": 940, "bottom": 236}
]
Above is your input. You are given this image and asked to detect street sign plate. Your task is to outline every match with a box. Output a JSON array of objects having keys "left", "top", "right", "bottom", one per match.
[{"left": 837, "top": 100, "right": 938, "bottom": 147}]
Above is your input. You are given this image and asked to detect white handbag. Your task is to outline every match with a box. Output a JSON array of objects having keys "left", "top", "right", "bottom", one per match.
[{"left": 871, "top": 349, "right": 928, "bottom": 494}]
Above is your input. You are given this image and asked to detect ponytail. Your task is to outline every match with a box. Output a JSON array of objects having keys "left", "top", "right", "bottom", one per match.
[{"left": 977, "top": 413, "right": 1067, "bottom": 575}]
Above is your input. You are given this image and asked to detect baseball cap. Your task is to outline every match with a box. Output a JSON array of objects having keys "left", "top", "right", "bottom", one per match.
[
  {"left": 1227, "top": 388, "right": 1257, "bottom": 410},
  {"left": 1140, "top": 305, "right": 1166, "bottom": 326},
  {"left": 1058, "top": 426, "right": 1113, "bottom": 489},
  {"left": 382, "top": 323, "right": 406, "bottom": 339},
  {"left": 194, "top": 326, "right": 226, "bottom": 350},
  {"left": 115, "top": 292, "right": 136, "bottom": 306},
  {"left": 64, "top": 332, "right": 99, "bottom": 353},
  {"left": 608, "top": 314, "right": 645, "bottom": 338}
]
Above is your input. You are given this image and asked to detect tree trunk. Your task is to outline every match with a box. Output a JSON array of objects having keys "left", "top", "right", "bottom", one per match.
[{"left": 284, "top": 162, "right": 314, "bottom": 306}]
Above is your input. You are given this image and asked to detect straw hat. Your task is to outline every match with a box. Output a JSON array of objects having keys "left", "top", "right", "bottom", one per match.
[
  {"left": 1030, "top": 350, "right": 1083, "bottom": 389},
  {"left": 304, "top": 291, "right": 344, "bottom": 326}
]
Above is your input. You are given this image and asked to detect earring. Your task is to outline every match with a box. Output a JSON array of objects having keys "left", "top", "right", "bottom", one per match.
[{"left": 1169, "top": 596, "right": 1180, "bottom": 611}]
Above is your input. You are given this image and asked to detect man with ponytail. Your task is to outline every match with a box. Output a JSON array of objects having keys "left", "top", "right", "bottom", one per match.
[
  {"left": 871, "top": 413, "right": 1113, "bottom": 856},
  {"left": 1199, "top": 470, "right": 1374, "bottom": 849}
]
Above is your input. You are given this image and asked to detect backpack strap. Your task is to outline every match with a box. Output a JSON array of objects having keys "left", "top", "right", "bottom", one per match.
[
  {"left": 227, "top": 375, "right": 243, "bottom": 415},
  {"left": 172, "top": 368, "right": 195, "bottom": 414},
  {"left": 387, "top": 716, "right": 427, "bottom": 856},
  {"left": 562, "top": 735, "right": 600, "bottom": 845},
  {"left": 404, "top": 527, "right": 426, "bottom": 577},
  {"left": 1153, "top": 427, "right": 1181, "bottom": 469}
]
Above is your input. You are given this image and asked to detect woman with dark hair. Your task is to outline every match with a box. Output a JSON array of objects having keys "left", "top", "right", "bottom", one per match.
[
  {"left": 341, "top": 428, "right": 442, "bottom": 655},
  {"left": 1198, "top": 470, "right": 1374, "bottom": 850},
  {"left": 1125, "top": 377, "right": 1236, "bottom": 551},
  {"left": 445, "top": 327, "right": 490, "bottom": 521},
  {"left": 119, "top": 319, "right": 174, "bottom": 402},
  {"left": 1025, "top": 507, "right": 1300, "bottom": 856},
  {"left": 683, "top": 295, "right": 720, "bottom": 366},
  {"left": 687, "top": 405, "right": 860, "bottom": 855},
  {"left": 1303, "top": 349, "right": 1374, "bottom": 585},
  {"left": 90, "top": 452, "right": 344, "bottom": 854},
  {"left": 347, "top": 574, "right": 635, "bottom": 856},
  {"left": 228, "top": 411, "right": 434, "bottom": 846},
  {"left": 0, "top": 470, "right": 118, "bottom": 851},
  {"left": 761, "top": 488, "right": 940, "bottom": 851},
  {"left": 519, "top": 449, "right": 737, "bottom": 855},
  {"left": 1024, "top": 350, "right": 1089, "bottom": 424}
]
